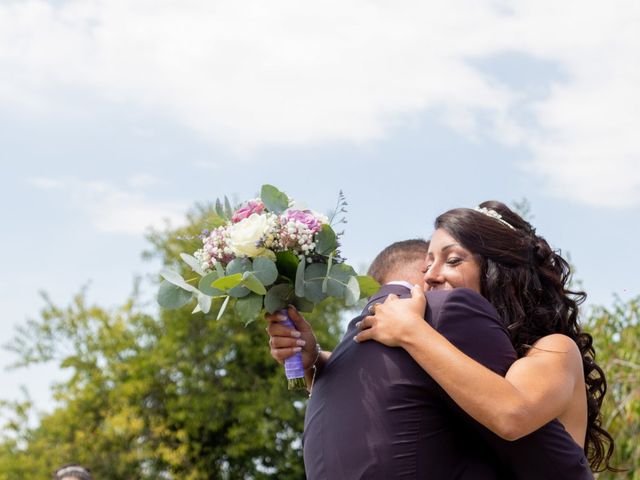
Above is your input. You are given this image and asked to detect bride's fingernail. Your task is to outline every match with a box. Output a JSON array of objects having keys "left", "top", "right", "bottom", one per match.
[
  {"left": 296, "top": 339, "right": 306, "bottom": 346},
  {"left": 290, "top": 330, "right": 301, "bottom": 338},
  {"left": 293, "top": 347, "right": 302, "bottom": 353},
  {"left": 355, "top": 321, "right": 361, "bottom": 329},
  {"left": 353, "top": 336, "right": 359, "bottom": 343}
]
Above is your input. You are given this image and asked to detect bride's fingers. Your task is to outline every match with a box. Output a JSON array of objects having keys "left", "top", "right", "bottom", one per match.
[
  {"left": 269, "top": 336, "right": 307, "bottom": 350},
  {"left": 353, "top": 326, "right": 373, "bottom": 343},
  {"left": 270, "top": 345, "right": 304, "bottom": 362},
  {"left": 355, "top": 316, "right": 375, "bottom": 330},
  {"left": 384, "top": 293, "right": 399, "bottom": 303},
  {"left": 266, "top": 323, "right": 302, "bottom": 338}
]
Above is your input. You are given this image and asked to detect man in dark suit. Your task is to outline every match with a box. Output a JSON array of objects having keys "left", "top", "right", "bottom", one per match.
[
  {"left": 303, "top": 274, "right": 515, "bottom": 480},
  {"left": 268, "top": 240, "right": 592, "bottom": 479}
]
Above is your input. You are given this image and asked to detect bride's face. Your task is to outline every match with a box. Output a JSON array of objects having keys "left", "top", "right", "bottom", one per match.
[{"left": 424, "top": 228, "right": 481, "bottom": 293}]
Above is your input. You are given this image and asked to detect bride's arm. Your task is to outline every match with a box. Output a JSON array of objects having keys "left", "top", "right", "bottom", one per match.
[{"left": 354, "top": 286, "right": 583, "bottom": 441}]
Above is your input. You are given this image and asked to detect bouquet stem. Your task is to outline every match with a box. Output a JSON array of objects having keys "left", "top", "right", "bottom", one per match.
[{"left": 279, "top": 309, "right": 307, "bottom": 390}]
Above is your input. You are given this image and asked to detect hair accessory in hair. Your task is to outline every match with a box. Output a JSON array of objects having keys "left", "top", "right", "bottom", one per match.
[{"left": 474, "top": 206, "right": 515, "bottom": 230}]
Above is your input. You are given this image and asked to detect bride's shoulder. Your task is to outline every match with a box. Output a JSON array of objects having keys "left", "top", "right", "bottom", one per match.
[{"left": 526, "top": 334, "right": 582, "bottom": 367}]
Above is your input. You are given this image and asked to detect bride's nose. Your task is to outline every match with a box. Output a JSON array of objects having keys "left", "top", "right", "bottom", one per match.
[{"left": 424, "top": 264, "right": 444, "bottom": 288}]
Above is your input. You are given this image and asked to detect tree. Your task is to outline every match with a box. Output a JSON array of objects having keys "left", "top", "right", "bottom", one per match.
[
  {"left": 587, "top": 295, "right": 640, "bottom": 479},
  {"left": 0, "top": 205, "right": 346, "bottom": 479}
]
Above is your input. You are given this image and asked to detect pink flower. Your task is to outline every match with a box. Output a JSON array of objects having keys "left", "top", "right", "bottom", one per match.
[
  {"left": 232, "top": 200, "right": 265, "bottom": 223},
  {"left": 285, "top": 209, "right": 323, "bottom": 233}
]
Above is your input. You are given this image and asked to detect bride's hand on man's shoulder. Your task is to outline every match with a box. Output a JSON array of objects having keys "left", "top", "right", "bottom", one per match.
[{"left": 354, "top": 285, "right": 427, "bottom": 347}]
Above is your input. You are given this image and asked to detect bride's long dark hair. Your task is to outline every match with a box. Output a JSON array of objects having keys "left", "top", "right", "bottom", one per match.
[{"left": 435, "top": 200, "right": 616, "bottom": 472}]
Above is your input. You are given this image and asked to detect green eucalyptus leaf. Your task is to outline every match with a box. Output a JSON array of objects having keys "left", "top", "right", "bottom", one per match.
[
  {"left": 304, "top": 263, "right": 329, "bottom": 303},
  {"left": 180, "top": 253, "right": 206, "bottom": 276},
  {"left": 212, "top": 273, "right": 243, "bottom": 290},
  {"left": 158, "top": 280, "right": 193, "bottom": 309},
  {"left": 216, "top": 296, "right": 230, "bottom": 320},
  {"left": 326, "top": 280, "right": 345, "bottom": 298},
  {"left": 159, "top": 269, "right": 197, "bottom": 292},
  {"left": 215, "top": 198, "right": 226, "bottom": 219},
  {"left": 198, "top": 272, "right": 225, "bottom": 296},
  {"left": 357, "top": 275, "right": 381, "bottom": 298},
  {"left": 214, "top": 262, "right": 225, "bottom": 278},
  {"left": 260, "top": 184, "right": 289, "bottom": 214},
  {"left": 295, "top": 258, "right": 306, "bottom": 298},
  {"left": 275, "top": 251, "right": 299, "bottom": 281},
  {"left": 197, "top": 292, "right": 213, "bottom": 314},
  {"left": 345, "top": 276, "right": 360, "bottom": 306},
  {"left": 264, "top": 284, "right": 294, "bottom": 313},
  {"left": 242, "top": 271, "right": 267, "bottom": 295},
  {"left": 326, "top": 263, "right": 356, "bottom": 297},
  {"left": 252, "top": 257, "right": 278, "bottom": 286},
  {"left": 292, "top": 296, "right": 315, "bottom": 313},
  {"left": 304, "top": 262, "right": 330, "bottom": 281},
  {"left": 227, "top": 258, "right": 252, "bottom": 275},
  {"left": 321, "top": 254, "right": 334, "bottom": 293},
  {"left": 330, "top": 263, "right": 357, "bottom": 279},
  {"left": 224, "top": 195, "right": 234, "bottom": 219},
  {"left": 236, "top": 293, "right": 264, "bottom": 326},
  {"left": 228, "top": 285, "right": 251, "bottom": 298},
  {"left": 227, "top": 259, "right": 252, "bottom": 297},
  {"left": 304, "top": 281, "right": 326, "bottom": 303},
  {"left": 315, "top": 224, "right": 337, "bottom": 255}
]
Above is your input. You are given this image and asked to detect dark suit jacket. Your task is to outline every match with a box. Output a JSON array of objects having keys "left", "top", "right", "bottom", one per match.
[{"left": 303, "top": 285, "right": 593, "bottom": 479}]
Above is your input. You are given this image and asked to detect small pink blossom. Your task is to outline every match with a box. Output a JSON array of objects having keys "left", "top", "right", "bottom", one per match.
[
  {"left": 232, "top": 200, "right": 265, "bottom": 223},
  {"left": 285, "top": 209, "right": 323, "bottom": 233}
]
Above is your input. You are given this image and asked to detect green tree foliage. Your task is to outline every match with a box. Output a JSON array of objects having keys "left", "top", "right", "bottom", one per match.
[
  {"left": 1, "top": 202, "right": 638, "bottom": 478},
  {"left": 0, "top": 205, "right": 345, "bottom": 479},
  {"left": 587, "top": 295, "right": 640, "bottom": 479}
]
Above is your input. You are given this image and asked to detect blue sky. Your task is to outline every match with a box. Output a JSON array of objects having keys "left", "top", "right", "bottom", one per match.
[{"left": 1, "top": 0, "right": 639, "bottom": 414}]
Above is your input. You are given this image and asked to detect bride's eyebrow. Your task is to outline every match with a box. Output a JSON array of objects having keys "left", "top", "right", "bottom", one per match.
[{"left": 441, "top": 243, "right": 461, "bottom": 252}]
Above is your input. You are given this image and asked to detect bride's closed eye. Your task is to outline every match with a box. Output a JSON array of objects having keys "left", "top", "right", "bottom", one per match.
[{"left": 445, "top": 257, "right": 463, "bottom": 266}]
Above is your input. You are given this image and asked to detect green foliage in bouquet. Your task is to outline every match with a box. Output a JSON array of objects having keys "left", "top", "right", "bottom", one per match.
[{"left": 157, "top": 185, "right": 379, "bottom": 325}]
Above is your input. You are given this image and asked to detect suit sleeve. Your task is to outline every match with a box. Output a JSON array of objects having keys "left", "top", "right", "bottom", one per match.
[{"left": 434, "top": 288, "right": 516, "bottom": 376}]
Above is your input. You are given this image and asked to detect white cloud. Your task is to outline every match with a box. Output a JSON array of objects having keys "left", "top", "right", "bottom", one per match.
[
  {"left": 29, "top": 176, "right": 187, "bottom": 235},
  {"left": 126, "top": 173, "right": 162, "bottom": 189},
  {"left": 27, "top": 177, "right": 65, "bottom": 190},
  {"left": 3, "top": 1, "right": 640, "bottom": 207}
]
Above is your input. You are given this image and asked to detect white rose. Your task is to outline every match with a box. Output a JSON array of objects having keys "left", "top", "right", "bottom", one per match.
[{"left": 227, "top": 213, "right": 271, "bottom": 258}]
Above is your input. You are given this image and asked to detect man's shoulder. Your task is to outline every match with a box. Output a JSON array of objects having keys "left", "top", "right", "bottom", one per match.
[
  {"left": 368, "top": 283, "right": 412, "bottom": 304},
  {"left": 427, "top": 288, "right": 500, "bottom": 326},
  {"left": 428, "top": 288, "right": 516, "bottom": 375},
  {"left": 426, "top": 287, "right": 489, "bottom": 306}
]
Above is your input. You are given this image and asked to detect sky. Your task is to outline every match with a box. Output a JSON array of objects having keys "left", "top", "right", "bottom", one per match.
[{"left": 1, "top": 0, "right": 639, "bottom": 415}]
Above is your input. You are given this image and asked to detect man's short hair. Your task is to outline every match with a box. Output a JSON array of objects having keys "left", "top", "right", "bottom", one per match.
[{"left": 367, "top": 239, "right": 430, "bottom": 284}]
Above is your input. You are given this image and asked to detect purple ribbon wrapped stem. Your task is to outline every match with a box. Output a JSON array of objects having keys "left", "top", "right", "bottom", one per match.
[{"left": 279, "top": 309, "right": 307, "bottom": 390}]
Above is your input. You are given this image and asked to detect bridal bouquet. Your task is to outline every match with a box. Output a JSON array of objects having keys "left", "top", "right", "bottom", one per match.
[{"left": 157, "top": 184, "right": 379, "bottom": 389}]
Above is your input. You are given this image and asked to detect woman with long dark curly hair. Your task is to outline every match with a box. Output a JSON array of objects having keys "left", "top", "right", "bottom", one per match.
[{"left": 355, "top": 200, "right": 616, "bottom": 474}]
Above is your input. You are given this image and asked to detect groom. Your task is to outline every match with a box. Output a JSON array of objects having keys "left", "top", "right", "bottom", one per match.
[
  {"left": 301, "top": 239, "right": 507, "bottom": 478},
  {"left": 268, "top": 239, "right": 590, "bottom": 478}
]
